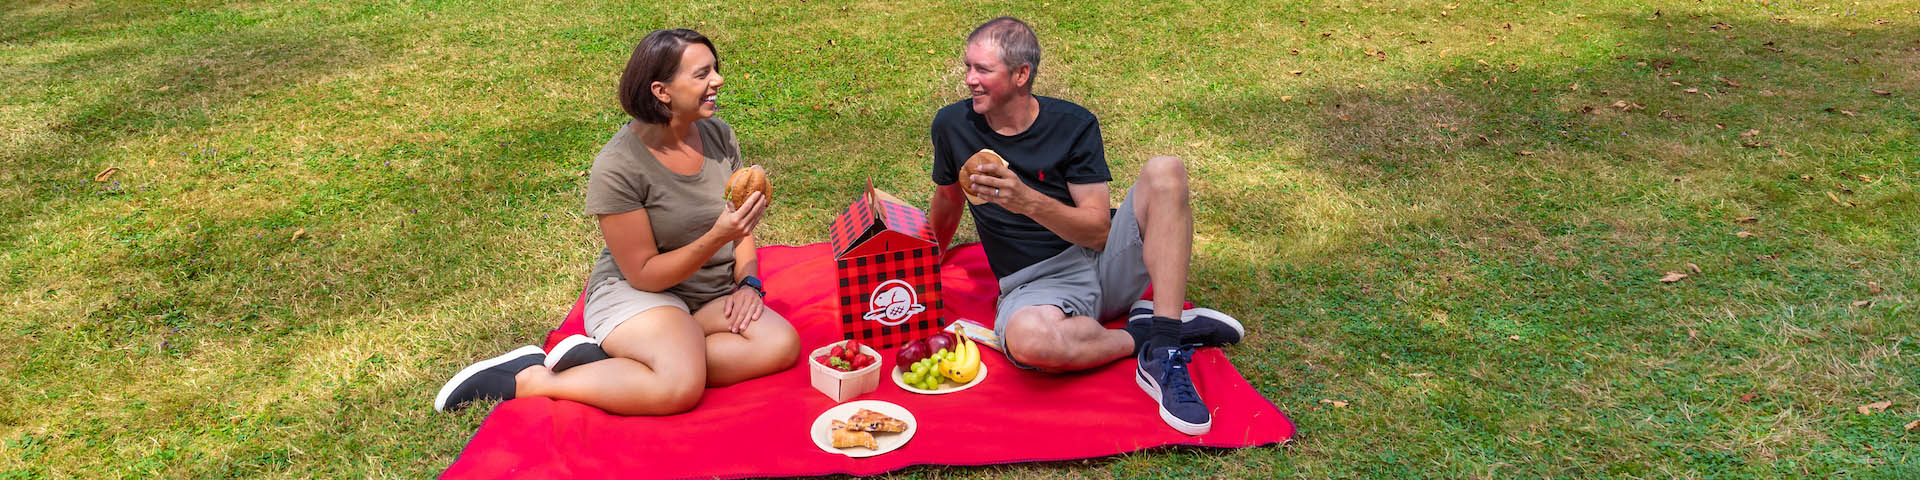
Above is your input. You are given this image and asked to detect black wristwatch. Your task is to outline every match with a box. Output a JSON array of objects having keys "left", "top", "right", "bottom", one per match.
[{"left": 735, "top": 275, "right": 764, "bottom": 297}]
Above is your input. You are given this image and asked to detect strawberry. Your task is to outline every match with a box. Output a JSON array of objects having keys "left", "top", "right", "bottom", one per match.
[
  {"left": 842, "top": 340, "right": 865, "bottom": 360},
  {"left": 814, "top": 354, "right": 831, "bottom": 366},
  {"left": 852, "top": 354, "right": 872, "bottom": 369},
  {"left": 829, "top": 345, "right": 845, "bottom": 360}
]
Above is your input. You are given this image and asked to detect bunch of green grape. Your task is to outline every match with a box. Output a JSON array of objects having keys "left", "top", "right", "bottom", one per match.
[{"left": 901, "top": 349, "right": 956, "bottom": 391}]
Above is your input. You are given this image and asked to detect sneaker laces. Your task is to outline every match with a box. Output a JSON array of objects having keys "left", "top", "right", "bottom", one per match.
[{"left": 1160, "top": 347, "right": 1200, "bottom": 404}]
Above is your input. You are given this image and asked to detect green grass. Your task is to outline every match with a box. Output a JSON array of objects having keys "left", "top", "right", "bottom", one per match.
[{"left": 4, "top": 0, "right": 1917, "bottom": 477}]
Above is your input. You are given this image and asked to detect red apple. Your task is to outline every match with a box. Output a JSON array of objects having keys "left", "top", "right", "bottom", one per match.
[
  {"left": 924, "top": 332, "right": 955, "bottom": 356},
  {"left": 895, "top": 339, "right": 930, "bottom": 367}
]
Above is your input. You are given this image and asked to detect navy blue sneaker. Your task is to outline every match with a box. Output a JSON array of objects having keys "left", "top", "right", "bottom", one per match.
[
  {"left": 1136, "top": 344, "right": 1211, "bottom": 435},
  {"left": 1129, "top": 300, "right": 1244, "bottom": 347},
  {"left": 434, "top": 345, "right": 544, "bottom": 412},
  {"left": 544, "top": 335, "right": 610, "bottom": 373}
]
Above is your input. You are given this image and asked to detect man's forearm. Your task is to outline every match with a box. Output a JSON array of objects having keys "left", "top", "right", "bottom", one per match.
[
  {"left": 931, "top": 185, "right": 965, "bottom": 251},
  {"left": 1025, "top": 199, "right": 1111, "bottom": 251}
]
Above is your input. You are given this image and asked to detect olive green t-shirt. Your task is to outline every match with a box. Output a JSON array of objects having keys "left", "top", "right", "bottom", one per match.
[{"left": 584, "top": 118, "right": 744, "bottom": 310}]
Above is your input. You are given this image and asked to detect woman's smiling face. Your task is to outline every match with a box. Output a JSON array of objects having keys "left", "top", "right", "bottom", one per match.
[{"left": 659, "top": 43, "right": 723, "bottom": 120}]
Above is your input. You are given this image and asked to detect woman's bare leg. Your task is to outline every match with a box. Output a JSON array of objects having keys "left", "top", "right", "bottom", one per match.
[
  {"left": 692, "top": 301, "right": 801, "bottom": 386},
  {"left": 514, "top": 306, "right": 708, "bottom": 415}
]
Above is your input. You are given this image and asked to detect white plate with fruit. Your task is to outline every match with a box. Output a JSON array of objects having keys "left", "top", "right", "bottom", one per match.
[{"left": 889, "top": 331, "right": 986, "bottom": 394}]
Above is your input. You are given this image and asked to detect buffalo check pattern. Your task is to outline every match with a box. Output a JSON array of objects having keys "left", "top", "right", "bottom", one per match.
[{"left": 828, "top": 182, "right": 945, "bottom": 349}]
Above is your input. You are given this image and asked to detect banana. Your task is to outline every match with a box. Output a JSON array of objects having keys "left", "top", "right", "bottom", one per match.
[{"left": 947, "top": 336, "right": 982, "bottom": 384}]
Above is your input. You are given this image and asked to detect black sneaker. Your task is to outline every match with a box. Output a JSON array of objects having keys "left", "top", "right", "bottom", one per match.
[
  {"left": 1129, "top": 300, "right": 1245, "bottom": 347},
  {"left": 1135, "top": 344, "right": 1211, "bottom": 435},
  {"left": 434, "top": 345, "right": 545, "bottom": 412},
  {"left": 544, "top": 334, "right": 611, "bottom": 373}
]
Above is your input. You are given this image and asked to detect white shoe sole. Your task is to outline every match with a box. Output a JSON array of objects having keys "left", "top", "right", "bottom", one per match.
[
  {"left": 434, "top": 345, "right": 543, "bottom": 412},
  {"left": 543, "top": 334, "right": 600, "bottom": 370},
  {"left": 1129, "top": 300, "right": 1246, "bottom": 345},
  {"left": 1135, "top": 361, "right": 1212, "bottom": 435},
  {"left": 1187, "top": 307, "right": 1244, "bottom": 341}
]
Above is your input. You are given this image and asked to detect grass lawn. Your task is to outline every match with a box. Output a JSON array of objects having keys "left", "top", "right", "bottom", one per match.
[{"left": 4, "top": 0, "right": 1917, "bottom": 477}]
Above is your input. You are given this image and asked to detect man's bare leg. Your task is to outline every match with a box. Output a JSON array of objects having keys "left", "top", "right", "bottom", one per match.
[
  {"left": 1134, "top": 156, "right": 1194, "bottom": 327},
  {"left": 999, "top": 305, "right": 1134, "bottom": 372}
]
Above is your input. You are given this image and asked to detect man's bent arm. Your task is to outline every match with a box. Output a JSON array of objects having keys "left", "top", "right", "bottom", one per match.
[
  {"left": 1025, "top": 182, "right": 1112, "bottom": 251},
  {"left": 930, "top": 183, "right": 966, "bottom": 252}
]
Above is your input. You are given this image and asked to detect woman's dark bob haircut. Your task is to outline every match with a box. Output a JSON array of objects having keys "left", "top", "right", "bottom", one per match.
[{"left": 618, "top": 29, "right": 717, "bottom": 124}]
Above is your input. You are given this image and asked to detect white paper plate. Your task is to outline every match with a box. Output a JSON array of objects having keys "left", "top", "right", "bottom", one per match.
[
  {"left": 890, "top": 362, "right": 987, "bottom": 395},
  {"left": 808, "top": 400, "right": 917, "bottom": 457}
]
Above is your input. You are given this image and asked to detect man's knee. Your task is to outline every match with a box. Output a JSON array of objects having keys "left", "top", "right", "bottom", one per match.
[
  {"left": 1002, "top": 310, "right": 1068, "bottom": 369},
  {"left": 1141, "top": 156, "right": 1189, "bottom": 198}
]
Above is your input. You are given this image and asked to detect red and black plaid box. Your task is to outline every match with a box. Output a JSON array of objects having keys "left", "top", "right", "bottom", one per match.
[{"left": 828, "top": 180, "right": 945, "bottom": 350}]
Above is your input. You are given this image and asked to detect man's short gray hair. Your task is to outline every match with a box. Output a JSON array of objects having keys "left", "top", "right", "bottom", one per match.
[{"left": 968, "top": 17, "right": 1042, "bottom": 89}]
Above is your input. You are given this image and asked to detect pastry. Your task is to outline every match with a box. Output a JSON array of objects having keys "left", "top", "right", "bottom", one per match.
[
  {"left": 846, "top": 408, "right": 908, "bottom": 433},
  {"left": 830, "top": 420, "right": 878, "bottom": 449}
]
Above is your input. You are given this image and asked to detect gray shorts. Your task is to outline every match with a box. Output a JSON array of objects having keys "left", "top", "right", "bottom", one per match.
[
  {"left": 582, "top": 278, "right": 691, "bottom": 340},
  {"left": 992, "top": 186, "right": 1150, "bottom": 363}
]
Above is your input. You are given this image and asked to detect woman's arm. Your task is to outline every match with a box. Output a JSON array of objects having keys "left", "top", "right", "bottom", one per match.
[
  {"left": 732, "top": 234, "right": 758, "bottom": 282},
  {"left": 599, "top": 208, "right": 735, "bottom": 292}
]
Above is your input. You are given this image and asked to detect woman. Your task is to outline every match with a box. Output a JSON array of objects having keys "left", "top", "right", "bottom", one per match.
[{"left": 435, "top": 29, "right": 800, "bottom": 415}]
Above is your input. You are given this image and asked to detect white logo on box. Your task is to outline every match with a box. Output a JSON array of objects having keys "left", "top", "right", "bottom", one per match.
[{"left": 862, "top": 279, "right": 926, "bottom": 326}]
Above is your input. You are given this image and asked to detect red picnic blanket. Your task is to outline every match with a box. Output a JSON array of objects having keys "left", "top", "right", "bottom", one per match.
[{"left": 442, "top": 243, "right": 1293, "bottom": 479}]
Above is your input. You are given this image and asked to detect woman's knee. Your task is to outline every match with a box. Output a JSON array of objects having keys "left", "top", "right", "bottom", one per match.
[
  {"left": 654, "top": 371, "right": 706, "bottom": 413},
  {"left": 756, "top": 310, "right": 802, "bottom": 362}
]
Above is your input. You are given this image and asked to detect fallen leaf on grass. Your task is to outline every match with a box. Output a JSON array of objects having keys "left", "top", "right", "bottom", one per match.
[
  {"left": 1852, "top": 300, "right": 1873, "bottom": 308},
  {"left": 1740, "top": 129, "right": 1760, "bottom": 138},
  {"left": 1518, "top": 150, "right": 1535, "bottom": 156},
  {"left": 1868, "top": 281, "right": 1882, "bottom": 294},
  {"left": 1859, "top": 401, "right": 1891, "bottom": 415},
  {"left": 1755, "top": 254, "right": 1777, "bottom": 261},
  {"left": 1906, "top": 420, "right": 1919, "bottom": 432},
  {"left": 1742, "top": 141, "right": 1771, "bottom": 148},
  {"left": 1684, "top": 87, "right": 1700, "bottom": 93},
  {"left": 1827, "top": 191, "right": 1855, "bottom": 207},
  {"left": 1717, "top": 77, "right": 1741, "bottom": 87},
  {"left": 1711, "top": 22, "right": 1733, "bottom": 31},
  {"left": 1289, "top": 70, "right": 1304, "bottom": 75},
  {"left": 1288, "top": 49, "right": 1300, "bottom": 55},
  {"left": 1660, "top": 272, "right": 1688, "bottom": 283},
  {"left": 1188, "top": 142, "right": 1203, "bottom": 148},
  {"left": 1736, "top": 231, "right": 1755, "bottom": 238},
  {"left": 1320, "top": 399, "right": 1350, "bottom": 408},
  {"left": 1739, "top": 392, "right": 1758, "bottom": 403},
  {"left": 291, "top": 228, "right": 307, "bottom": 241},
  {"left": 93, "top": 167, "right": 120, "bottom": 182},
  {"left": 1871, "top": 89, "right": 1891, "bottom": 96},
  {"left": 1825, "top": 107, "right": 1857, "bottom": 117},
  {"left": 1735, "top": 216, "right": 1758, "bottom": 223},
  {"left": 1687, "top": 263, "right": 1702, "bottom": 274},
  {"left": 1508, "top": 334, "right": 1521, "bottom": 341},
  {"left": 1281, "top": 96, "right": 1293, "bottom": 102}
]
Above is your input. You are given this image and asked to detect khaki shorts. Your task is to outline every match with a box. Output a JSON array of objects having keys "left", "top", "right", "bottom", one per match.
[
  {"left": 992, "top": 186, "right": 1150, "bottom": 368},
  {"left": 582, "top": 278, "right": 690, "bottom": 340}
]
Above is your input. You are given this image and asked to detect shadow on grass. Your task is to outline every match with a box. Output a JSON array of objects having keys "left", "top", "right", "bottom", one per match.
[{"left": 1171, "top": 9, "right": 1917, "bottom": 477}]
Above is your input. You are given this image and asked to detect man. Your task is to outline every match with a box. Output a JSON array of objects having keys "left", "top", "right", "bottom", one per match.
[{"left": 926, "top": 17, "right": 1244, "bottom": 435}]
